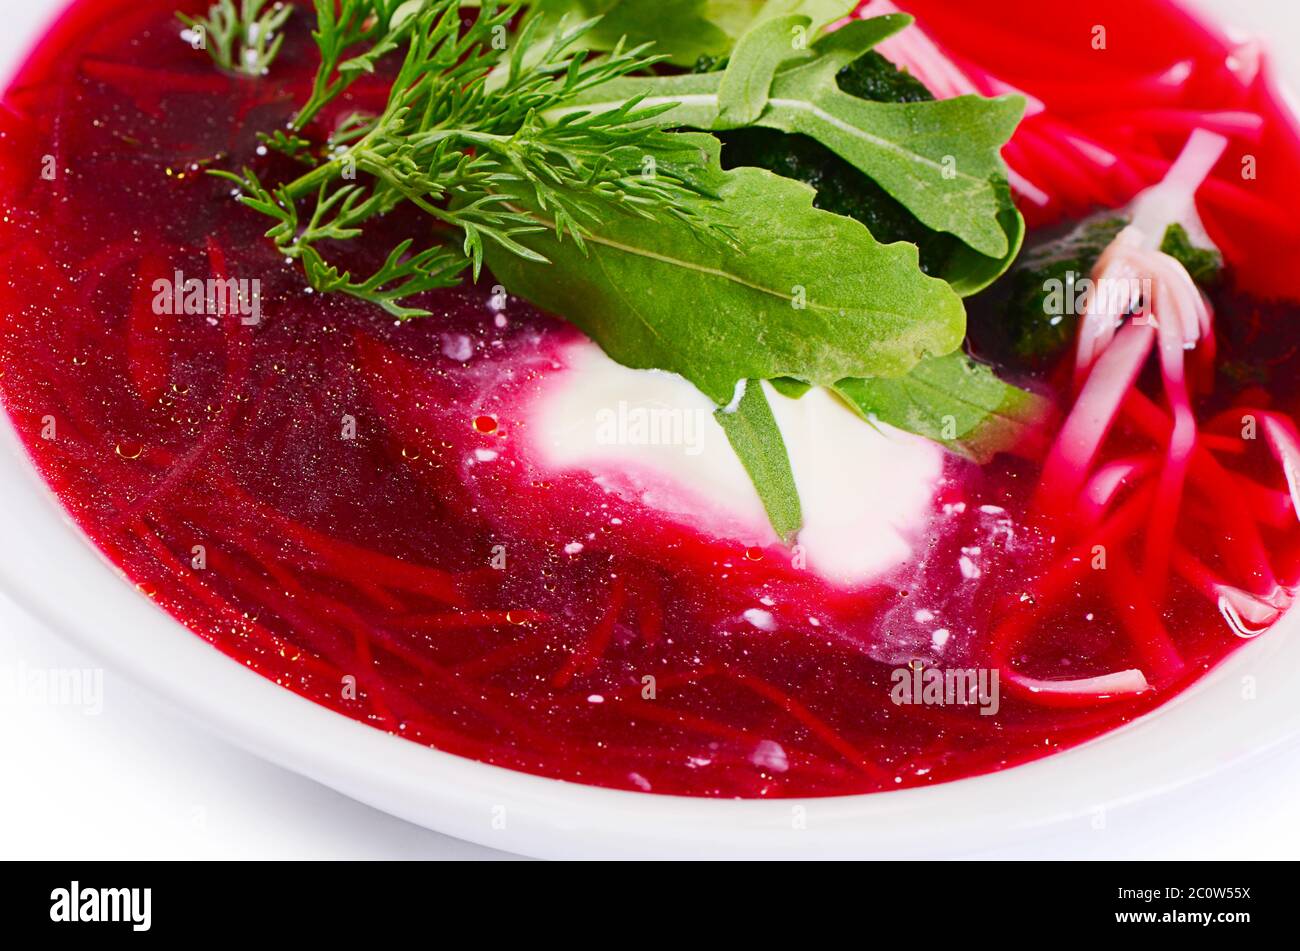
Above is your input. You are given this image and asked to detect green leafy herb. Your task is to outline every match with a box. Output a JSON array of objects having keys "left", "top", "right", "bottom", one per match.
[
  {"left": 291, "top": 0, "right": 434, "bottom": 131},
  {"left": 178, "top": 0, "right": 294, "bottom": 77},
  {"left": 715, "top": 382, "right": 803, "bottom": 541},
  {"left": 217, "top": 1, "right": 1035, "bottom": 539},
  {"left": 483, "top": 134, "right": 965, "bottom": 405},
  {"left": 527, "top": 0, "right": 730, "bottom": 67},
  {"left": 522, "top": 0, "right": 855, "bottom": 68},
  {"left": 258, "top": 129, "right": 316, "bottom": 162},
  {"left": 716, "top": 14, "right": 812, "bottom": 127},
  {"left": 768, "top": 377, "right": 813, "bottom": 399},
  {"left": 834, "top": 351, "right": 1050, "bottom": 463},
  {"left": 937, "top": 178, "right": 1024, "bottom": 296},
  {"left": 718, "top": 49, "right": 1022, "bottom": 294},
  {"left": 707, "top": 0, "right": 858, "bottom": 47},
  {"left": 216, "top": 1, "right": 725, "bottom": 317},
  {"left": 546, "top": 16, "right": 1026, "bottom": 260}
]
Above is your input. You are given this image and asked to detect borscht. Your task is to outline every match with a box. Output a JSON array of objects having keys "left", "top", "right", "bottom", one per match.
[{"left": 2, "top": 0, "right": 1299, "bottom": 798}]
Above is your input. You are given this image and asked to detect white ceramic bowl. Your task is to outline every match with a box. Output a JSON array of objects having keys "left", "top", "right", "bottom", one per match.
[{"left": 2, "top": 0, "right": 1298, "bottom": 859}]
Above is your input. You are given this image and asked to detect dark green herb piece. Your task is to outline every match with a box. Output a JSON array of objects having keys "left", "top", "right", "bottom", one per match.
[
  {"left": 768, "top": 377, "right": 813, "bottom": 399},
  {"left": 996, "top": 214, "right": 1128, "bottom": 368},
  {"left": 834, "top": 351, "right": 1049, "bottom": 463},
  {"left": 836, "top": 48, "right": 934, "bottom": 103},
  {"left": 1160, "top": 222, "right": 1223, "bottom": 287},
  {"left": 991, "top": 217, "right": 1222, "bottom": 371},
  {"left": 717, "top": 14, "right": 813, "bottom": 128},
  {"left": 715, "top": 382, "right": 803, "bottom": 542},
  {"left": 291, "top": 0, "right": 442, "bottom": 131}
]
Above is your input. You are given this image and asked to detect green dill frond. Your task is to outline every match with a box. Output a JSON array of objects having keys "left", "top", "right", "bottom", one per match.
[
  {"left": 215, "top": 0, "right": 724, "bottom": 318},
  {"left": 178, "top": 0, "right": 294, "bottom": 77}
]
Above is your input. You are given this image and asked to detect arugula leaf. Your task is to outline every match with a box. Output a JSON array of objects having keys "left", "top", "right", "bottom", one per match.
[
  {"left": 484, "top": 133, "right": 966, "bottom": 406},
  {"left": 547, "top": 16, "right": 1024, "bottom": 259},
  {"left": 523, "top": 0, "right": 731, "bottom": 66},
  {"left": 712, "top": 0, "right": 856, "bottom": 39},
  {"left": 715, "top": 382, "right": 803, "bottom": 541},
  {"left": 719, "top": 51, "right": 1024, "bottom": 296},
  {"left": 523, "top": 0, "right": 855, "bottom": 66},
  {"left": 940, "top": 177, "right": 1025, "bottom": 296},
  {"left": 717, "top": 14, "right": 812, "bottom": 128},
  {"left": 768, "top": 377, "right": 813, "bottom": 399},
  {"left": 833, "top": 352, "right": 1050, "bottom": 463},
  {"left": 767, "top": 65, "right": 1023, "bottom": 258}
]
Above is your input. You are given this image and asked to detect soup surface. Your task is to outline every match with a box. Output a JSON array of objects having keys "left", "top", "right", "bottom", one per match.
[{"left": 2, "top": 0, "right": 1299, "bottom": 797}]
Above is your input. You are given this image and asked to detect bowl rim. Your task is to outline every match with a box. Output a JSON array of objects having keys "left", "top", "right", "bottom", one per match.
[{"left": 2, "top": 0, "right": 1299, "bottom": 859}]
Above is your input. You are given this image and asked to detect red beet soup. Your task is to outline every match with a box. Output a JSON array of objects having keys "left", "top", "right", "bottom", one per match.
[{"left": 2, "top": 0, "right": 1299, "bottom": 797}]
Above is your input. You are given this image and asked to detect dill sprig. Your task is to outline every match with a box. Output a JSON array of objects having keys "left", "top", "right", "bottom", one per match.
[
  {"left": 291, "top": 0, "right": 433, "bottom": 131},
  {"left": 218, "top": 0, "right": 725, "bottom": 318},
  {"left": 179, "top": 0, "right": 295, "bottom": 77}
]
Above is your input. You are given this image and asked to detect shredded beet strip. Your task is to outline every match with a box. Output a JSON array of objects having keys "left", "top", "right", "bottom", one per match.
[
  {"left": 1086, "top": 108, "right": 1265, "bottom": 142},
  {"left": 1254, "top": 411, "right": 1300, "bottom": 518},
  {"left": 1123, "top": 392, "right": 1279, "bottom": 593},
  {"left": 1101, "top": 550, "right": 1186, "bottom": 680},
  {"left": 1143, "top": 254, "right": 1203, "bottom": 603},
  {"left": 723, "top": 669, "right": 891, "bottom": 781},
  {"left": 162, "top": 485, "right": 537, "bottom": 735},
  {"left": 359, "top": 624, "right": 567, "bottom": 751},
  {"left": 1201, "top": 409, "right": 1300, "bottom": 526},
  {"left": 389, "top": 610, "right": 548, "bottom": 631},
  {"left": 1035, "top": 121, "right": 1299, "bottom": 640},
  {"left": 1121, "top": 151, "right": 1300, "bottom": 237},
  {"left": 991, "top": 489, "right": 1158, "bottom": 706},
  {"left": 451, "top": 627, "right": 558, "bottom": 678},
  {"left": 1036, "top": 57, "right": 1201, "bottom": 108},
  {"left": 1231, "top": 477, "right": 1296, "bottom": 528},
  {"left": 242, "top": 552, "right": 569, "bottom": 751},
  {"left": 1171, "top": 545, "right": 1286, "bottom": 637},
  {"left": 1079, "top": 455, "right": 1155, "bottom": 527},
  {"left": 1036, "top": 322, "right": 1156, "bottom": 518},
  {"left": 553, "top": 576, "right": 627, "bottom": 687},
  {"left": 126, "top": 252, "right": 173, "bottom": 404},
  {"left": 561, "top": 665, "right": 877, "bottom": 780},
  {"left": 129, "top": 521, "right": 341, "bottom": 684},
  {"left": 191, "top": 476, "right": 468, "bottom": 606},
  {"left": 121, "top": 240, "right": 251, "bottom": 519},
  {"left": 1016, "top": 125, "right": 1120, "bottom": 207},
  {"left": 232, "top": 539, "right": 390, "bottom": 693},
  {"left": 203, "top": 545, "right": 400, "bottom": 726}
]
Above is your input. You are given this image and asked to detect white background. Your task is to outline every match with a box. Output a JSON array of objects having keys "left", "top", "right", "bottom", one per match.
[{"left": 2, "top": 0, "right": 1299, "bottom": 860}]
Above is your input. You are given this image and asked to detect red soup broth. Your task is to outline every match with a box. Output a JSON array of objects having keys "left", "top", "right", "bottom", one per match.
[{"left": 1, "top": 0, "right": 1298, "bottom": 797}]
